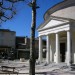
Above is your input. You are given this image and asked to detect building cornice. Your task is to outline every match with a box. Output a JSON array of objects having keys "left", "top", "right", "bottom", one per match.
[
  {"left": 38, "top": 22, "right": 70, "bottom": 32},
  {"left": 37, "top": 16, "right": 75, "bottom": 31},
  {"left": 0, "top": 29, "right": 15, "bottom": 33}
]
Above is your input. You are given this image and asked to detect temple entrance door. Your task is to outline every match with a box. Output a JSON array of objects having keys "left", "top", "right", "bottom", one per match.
[{"left": 60, "top": 43, "right": 66, "bottom": 62}]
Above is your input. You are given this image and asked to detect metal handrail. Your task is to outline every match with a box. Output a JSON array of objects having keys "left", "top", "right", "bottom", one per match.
[{"left": 0, "top": 72, "right": 46, "bottom": 75}]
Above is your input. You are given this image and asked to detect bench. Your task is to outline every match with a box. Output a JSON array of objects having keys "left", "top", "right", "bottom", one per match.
[{"left": 1, "top": 66, "right": 18, "bottom": 74}]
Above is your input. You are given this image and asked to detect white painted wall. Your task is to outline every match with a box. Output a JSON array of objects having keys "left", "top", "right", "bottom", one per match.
[
  {"left": 70, "top": 22, "right": 75, "bottom": 63},
  {"left": 72, "top": 31, "right": 75, "bottom": 63},
  {"left": 51, "top": 6, "right": 75, "bottom": 20}
]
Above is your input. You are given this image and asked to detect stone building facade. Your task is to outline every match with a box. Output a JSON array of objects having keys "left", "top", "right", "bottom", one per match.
[
  {"left": 0, "top": 29, "right": 16, "bottom": 59},
  {"left": 0, "top": 29, "right": 46, "bottom": 59},
  {"left": 16, "top": 36, "right": 30, "bottom": 59},
  {"left": 16, "top": 36, "right": 46, "bottom": 59}
]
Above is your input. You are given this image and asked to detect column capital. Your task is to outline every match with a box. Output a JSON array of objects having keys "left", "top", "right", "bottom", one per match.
[
  {"left": 47, "top": 33, "right": 50, "bottom": 35},
  {"left": 67, "top": 30, "right": 70, "bottom": 31},
  {"left": 46, "top": 34, "right": 50, "bottom": 37},
  {"left": 55, "top": 32, "right": 59, "bottom": 34},
  {"left": 39, "top": 35, "right": 46, "bottom": 37},
  {"left": 39, "top": 35, "right": 42, "bottom": 37}
]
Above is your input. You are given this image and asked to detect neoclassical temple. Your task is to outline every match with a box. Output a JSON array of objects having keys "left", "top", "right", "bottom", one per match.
[{"left": 37, "top": 0, "right": 75, "bottom": 65}]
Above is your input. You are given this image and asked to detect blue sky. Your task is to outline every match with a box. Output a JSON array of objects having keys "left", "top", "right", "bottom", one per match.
[{"left": 1, "top": 0, "right": 63, "bottom": 37}]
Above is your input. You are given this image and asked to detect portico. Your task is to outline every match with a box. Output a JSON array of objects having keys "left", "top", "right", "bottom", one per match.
[
  {"left": 38, "top": 31, "right": 72, "bottom": 65},
  {"left": 37, "top": 0, "right": 75, "bottom": 65},
  {"left": 37, "top": 16, "right": 75, "bottom": 65}
]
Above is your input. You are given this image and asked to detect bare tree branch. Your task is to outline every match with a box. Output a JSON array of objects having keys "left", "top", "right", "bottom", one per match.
[
  {"left": 6, "top": 0, "right": 24, "bottom": 3},
  {"left": 0, "top": 0, "right": 17, "bottom": 23},
  {"left": 1, "top": 6, "right": 12, "bottom": 10},
  {"left": 1, "top": 18, "right": 6, "bottom": 22},
  {"left": 0, "top": 0, "right": 25, "bottom": 24}
]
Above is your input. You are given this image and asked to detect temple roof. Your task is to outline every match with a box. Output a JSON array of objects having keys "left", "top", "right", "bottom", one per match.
[
  {"left": 37, "top": 16, "right": 71, "bottom": 31},
  {"left": 44, "top": 0, "right": 75, "bottom": 20}
]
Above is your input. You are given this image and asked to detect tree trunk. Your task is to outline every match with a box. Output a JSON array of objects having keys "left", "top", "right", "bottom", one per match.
[{"left": 29, "top": 0, "right": 36, "bottom": 75}]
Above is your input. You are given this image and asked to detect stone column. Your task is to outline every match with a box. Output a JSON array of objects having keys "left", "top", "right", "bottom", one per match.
[
  {"left": 66, "top": 30, "right": 71, "bottom": 65},
  {"left": 46, "top": 35, "right": 50, "bottom": 64},
  {"left": 55, "top": 33, "right": 60, "bottom": 63},
  {"left": 39, "top": 36, "right": 43, "bottom": 62}
]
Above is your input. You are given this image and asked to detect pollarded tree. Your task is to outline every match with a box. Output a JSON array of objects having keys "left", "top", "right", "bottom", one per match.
[{"left": 0, "top": 0, "right": 38, "bottom": 75}]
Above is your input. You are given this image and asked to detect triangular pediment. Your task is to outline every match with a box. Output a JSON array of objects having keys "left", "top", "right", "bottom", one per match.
[
  {"left": 37, "top": 16, "right": 69, "bottom": 31},
  {"left": 42, "top": 20, "right": 66, "bottom": 29}
]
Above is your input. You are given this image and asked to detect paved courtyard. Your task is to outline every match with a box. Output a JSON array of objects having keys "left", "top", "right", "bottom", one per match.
[{"left": 0, "top": 60, "right": 75, "bottom": 75}]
